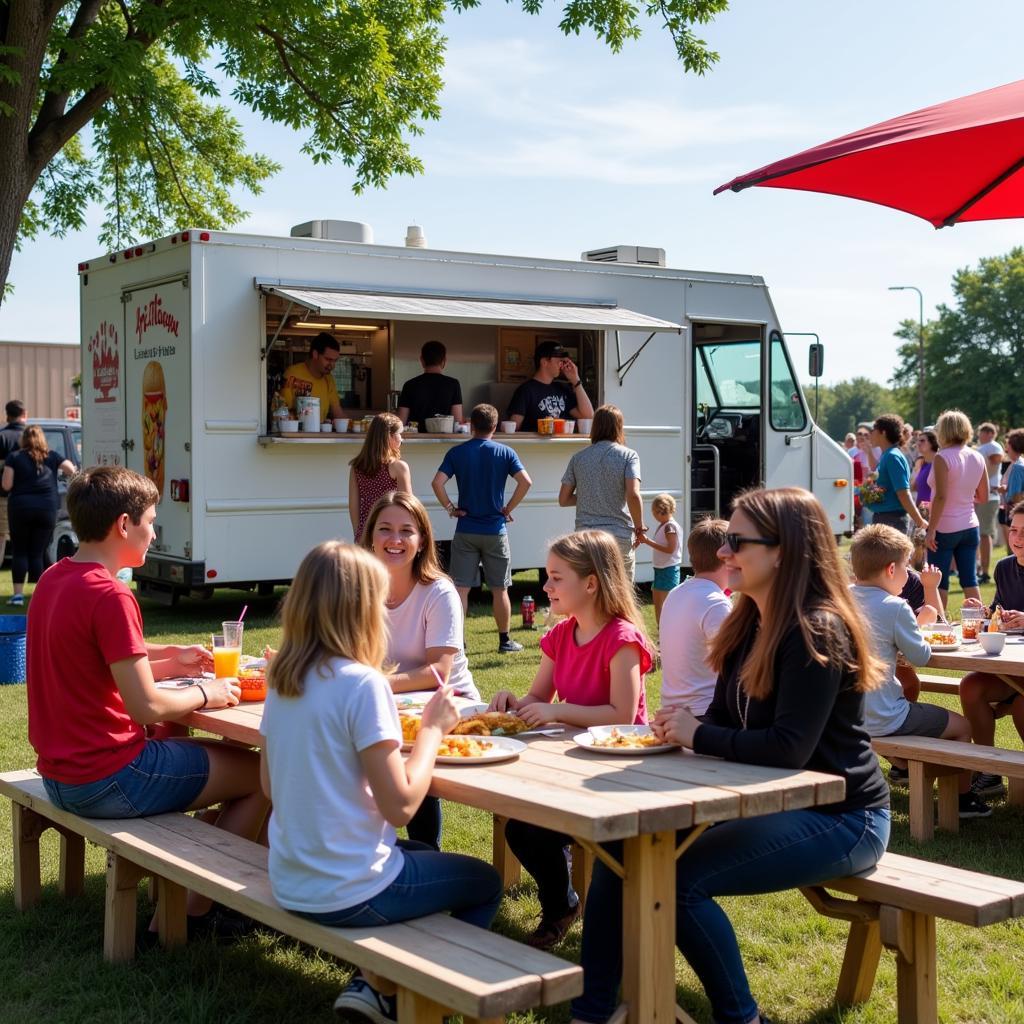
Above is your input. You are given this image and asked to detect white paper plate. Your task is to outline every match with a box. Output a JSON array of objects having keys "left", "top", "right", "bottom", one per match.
[
  {"left": 435, "top": 736, "right": 525, "bottom": 764},
  {"left": 573, "top": 726, "right": 676, "bottom": 755},
  {"left": 927, "top": 640, "right": 960, "bottom": 652}
]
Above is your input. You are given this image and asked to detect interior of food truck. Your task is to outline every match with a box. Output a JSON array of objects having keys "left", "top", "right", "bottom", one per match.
[{"left": 262, "top": 292, "right": 600, "bottom": 430}]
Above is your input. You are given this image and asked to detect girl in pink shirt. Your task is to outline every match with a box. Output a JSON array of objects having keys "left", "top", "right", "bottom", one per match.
[{"left": 490, "top": 530, "right": 654, "bottom": 950}]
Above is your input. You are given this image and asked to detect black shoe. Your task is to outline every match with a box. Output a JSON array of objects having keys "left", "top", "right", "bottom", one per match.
[
  {"left": 334, "top": 977, "right": 397, "bottom": 1023},
  {"left": 971, "top": 772, "right": 1007, "bottom": 798},
  {"left": 978, "top": 572, "right": 992, "bottom": 584},
  {"left": 958, "top": 793, "right": 993, "bottom": 819},
  {"left": 187, "top": 904, "right": 256, "bottom": 940},
  {"left": 498, "top": 638, "right": 524, "bottom": 653},
  {"left": 888, "top": 765, "right": 909, "bottom": 785},
  {"left": 525, "top": 904, "right": 580, "bottom": 950}
]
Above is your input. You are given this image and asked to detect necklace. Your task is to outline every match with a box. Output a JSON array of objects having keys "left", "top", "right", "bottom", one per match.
[{"left": 735, "top": 683, "right": 751, "bottom": 730}]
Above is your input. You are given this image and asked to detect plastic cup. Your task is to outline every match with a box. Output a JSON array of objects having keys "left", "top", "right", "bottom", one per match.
[
  {"left": 212, "top": 635, "right": 241, "bottom": 678},
  {"left": 500, "top": 421, "right": 517, "bottom": 433},
  {"left": 961, "top": 607, "right": 984, "bottom": 641},
  {"left": 576, "top": 418, "right": 593, "bottom": 435}
]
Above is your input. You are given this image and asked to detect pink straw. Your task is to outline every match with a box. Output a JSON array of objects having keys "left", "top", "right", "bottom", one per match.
[
  {"left": 238, "top": 605, "right": 248, "bottom": 624},
  {"left": 429, "top": 664, "right": 448, "bottom": 691}
]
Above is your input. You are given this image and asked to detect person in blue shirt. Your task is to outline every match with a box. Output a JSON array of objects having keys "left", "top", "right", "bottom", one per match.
[
  {"left": 870, "top": 414, "right": 928, "bottom": 537},
  {"left": 432, "top": 404, "right": 532, "bottom": 654}
]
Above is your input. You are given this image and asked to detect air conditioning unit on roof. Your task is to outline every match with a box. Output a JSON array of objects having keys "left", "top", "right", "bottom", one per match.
[{"left": 582, "top": 245, "right": 666, "bottom": 267}]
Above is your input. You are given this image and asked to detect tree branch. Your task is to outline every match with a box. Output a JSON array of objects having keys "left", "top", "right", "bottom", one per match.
[{"left": 34, "top": 0, "right": 105, "bottom": 133}]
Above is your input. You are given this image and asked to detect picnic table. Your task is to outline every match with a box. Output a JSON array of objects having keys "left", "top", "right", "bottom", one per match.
[
  {"left": 927, "top": 636, "right": 1024, "bottom": 698},
  {"left": 183, "top": 701, "right": 844, "bottom": 1024}
]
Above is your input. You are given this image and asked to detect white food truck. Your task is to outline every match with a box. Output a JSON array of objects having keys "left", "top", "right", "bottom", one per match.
[{"left": 78, "top": 221, "right": 852, "bottom": 603}]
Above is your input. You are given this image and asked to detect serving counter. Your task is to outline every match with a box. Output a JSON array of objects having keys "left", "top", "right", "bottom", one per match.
[{"left": 257, "top": 431, "right": 590, "bottom": 446}]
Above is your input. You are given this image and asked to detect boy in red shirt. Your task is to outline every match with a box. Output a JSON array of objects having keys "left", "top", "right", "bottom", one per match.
[{"left": 27, "top": 466, "right": 267, "bottom": 928}]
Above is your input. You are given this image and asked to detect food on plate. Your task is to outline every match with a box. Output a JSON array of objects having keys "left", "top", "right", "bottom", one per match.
[
  {"left": 400, "top": 715, "right": 421, "bottom": 743},
  {"left": 592, "top": 728, "right": 663, "bottom": 749},
  {"left": 237, "top": 668, "right": 267, "bottom": 702},
  {"left": 437, "top": 736, "right": 492, "bottom": 758},
  {"left": 925, "top": 631, "right": 957, "bottom": 647},
  {"left": 989, "top": 607, "right": 1003, "bottom": 633},
  {"left": 451, "top": 711, "right": 530, "bottom": 736}
]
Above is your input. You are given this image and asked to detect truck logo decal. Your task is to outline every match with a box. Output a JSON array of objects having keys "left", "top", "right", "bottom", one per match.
[
  {"left": 135, "top": 293, "right": 180, "bottom": 345},
  {"left": 88, "top": 321, "right": 120, "bottom": 403}
]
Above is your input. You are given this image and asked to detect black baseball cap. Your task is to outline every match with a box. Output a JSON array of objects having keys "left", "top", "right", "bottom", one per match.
[{"left": 534, "top": 340, "right": 568, "bottom": 367}]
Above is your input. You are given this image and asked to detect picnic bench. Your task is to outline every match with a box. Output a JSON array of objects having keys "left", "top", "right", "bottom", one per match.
[
  {"left": 1, "top": 769, "right": 581, "bottom": 1024},
  {"left": 803, "top": 851, "right": 1024, "bottom": 1024},
  {"left": 873, "top": 735, "right": 1024, "bottom": 840},
  {"left": 917, "top": 672, "right": 961, "bottom": 697}
]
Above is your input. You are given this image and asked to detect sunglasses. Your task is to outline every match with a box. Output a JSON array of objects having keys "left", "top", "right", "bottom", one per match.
[{"left": 725, "top": 533, "right": 779, "bottom": 553}]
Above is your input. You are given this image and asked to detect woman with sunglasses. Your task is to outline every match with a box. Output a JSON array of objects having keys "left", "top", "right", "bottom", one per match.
[{"left": 569, "top": 487, "right": 890, "bottom": 1024}]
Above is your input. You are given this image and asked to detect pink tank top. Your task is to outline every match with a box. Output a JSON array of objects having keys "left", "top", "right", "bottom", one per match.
[
  {"left": 927, "top": 445, "right": 985, "bottom": 533},
  {"left": 354, "top": 463, "right": 395, "bottom": 542}
]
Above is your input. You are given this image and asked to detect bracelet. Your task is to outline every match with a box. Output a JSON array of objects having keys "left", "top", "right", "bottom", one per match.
[
  {"left": 196, "top": 683, "right": 208, "bottom": 710},
  {"left": 572, "top": 380, "right": 583, "bottom": 388},
  {"left": 446, "top": 503, "right": 455, "bottom": 515}
]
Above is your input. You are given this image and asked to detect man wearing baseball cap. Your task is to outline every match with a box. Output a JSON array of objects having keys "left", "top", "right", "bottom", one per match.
[{"left": 506, "top": 340, "right": 594, "bottom": 432}]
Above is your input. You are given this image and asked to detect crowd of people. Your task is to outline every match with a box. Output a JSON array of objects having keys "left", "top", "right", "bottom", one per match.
[{"left": 14, "top": 399, "right": 1024, "bottom": 1024}]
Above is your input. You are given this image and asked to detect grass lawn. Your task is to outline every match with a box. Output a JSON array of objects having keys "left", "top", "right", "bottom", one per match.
[{"left": 1, "top": 568, "right": 1023, "bottom": 1023}]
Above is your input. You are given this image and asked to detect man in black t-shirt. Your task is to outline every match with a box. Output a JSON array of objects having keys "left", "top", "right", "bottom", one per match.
[
  {"left": 0, "top": 398, "right": 27, "bottom": 566},
  {"left": 397, "top": 340, "right": 463, "bottom": 430},
  {"left": 506, "top": 340, "right": 594, "bottom": 432}
]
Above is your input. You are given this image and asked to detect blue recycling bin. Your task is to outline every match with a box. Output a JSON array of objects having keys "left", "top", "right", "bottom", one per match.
[{"left": 0, "top": 614, "right": 27, "bottom": 685}]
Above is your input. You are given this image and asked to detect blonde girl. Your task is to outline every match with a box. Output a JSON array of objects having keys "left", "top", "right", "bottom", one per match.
[
  {"left": 261, "top": 541, "right": 501, "bottom": 1020},
  {"left": 491, "top": 530, "right": 654, "bottom": 949},
  {"left": 348, "top": 413, "right": 412, "bottom": 542},
  {"left": 642, "top": 492, "right": 683, "bottom": 624}
]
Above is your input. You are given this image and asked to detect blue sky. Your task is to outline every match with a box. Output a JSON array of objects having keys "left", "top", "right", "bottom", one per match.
[{"left": 3, "top": 0, "right": 1023, "bottom": 392}]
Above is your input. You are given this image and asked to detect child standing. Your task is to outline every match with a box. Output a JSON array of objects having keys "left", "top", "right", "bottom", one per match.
[
  {"left": 348, "top": 413, "right": 412, "bottom": 543},
  {"left": 261, "top": 541, "right": 502, "bottom": 1022},
  {"left": 849, "top": 524, "right": 991, "bottom": 818},
  {"left": 658, "top": 518, "right": 732, "bottom": 717},
  {"left": 490, "top": 530, "right": 654, "bottom": 949},
  {"left": 641, "top": 493, "right": 683, "bottom": 625}
]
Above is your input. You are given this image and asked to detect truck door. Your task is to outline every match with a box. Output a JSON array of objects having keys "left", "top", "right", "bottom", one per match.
[
  {"left": 122, "top": 277, "right": 191, "bottom": 559},
  {"left": 691, "top": 324, "right": 764, "bottom": 524},
  {"left": 762, "top": 330, "right": 813, "bottom": 491}
]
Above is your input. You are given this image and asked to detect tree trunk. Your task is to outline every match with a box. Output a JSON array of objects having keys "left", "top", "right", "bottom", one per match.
[{"left": 0, "top": 0, "right": 66, "bottom": 299}]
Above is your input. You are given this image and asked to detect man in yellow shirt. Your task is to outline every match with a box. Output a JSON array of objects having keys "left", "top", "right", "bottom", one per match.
[{"left": 280, "top": 333, "right": 344, "bottom": 421}]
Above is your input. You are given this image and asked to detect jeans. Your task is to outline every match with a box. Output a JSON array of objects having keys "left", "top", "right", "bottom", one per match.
[
  {"left": 407, "top": 795, "right": 442, "bottom": 849},
  {"left": 927, "top": 525, "right": 980, "bottom": 590},
  {"left": 570, "top": 806, "right": 891, "bottom": 1024},
  {"left": 504, "top": 819, "right": 579, "bottom": 920},
  {"left": 872, "top": 510, "right": 910, "bottom": 535},
  {"left": 296, "top": 840, "right": 503, "bottom": 930},
  {"left": 8, "top": 503, "right": 56, "bottom": 585}
]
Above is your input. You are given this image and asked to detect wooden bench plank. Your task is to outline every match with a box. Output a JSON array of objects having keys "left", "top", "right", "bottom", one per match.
[
  {"left": 917, "top": 674, "right": 961, "bottom": 696},
  {"left": 873, "top": 736, "right": 1024, "bottom": 776}
]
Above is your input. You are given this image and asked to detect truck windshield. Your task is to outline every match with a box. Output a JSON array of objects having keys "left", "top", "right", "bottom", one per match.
[{"left": 697, "top": 341, "right": 761, "bottom": 408}]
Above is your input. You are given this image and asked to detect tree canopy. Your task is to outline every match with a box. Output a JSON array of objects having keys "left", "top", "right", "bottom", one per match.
[
  {"left": 0, "top": 0, "right": 729, "bottom": 296},
  {"left": 890, "top": 246, "right": 1024, "bottom": 429},
  {"left": 813, "top": 377, "right": 896, "bottom": 442}
]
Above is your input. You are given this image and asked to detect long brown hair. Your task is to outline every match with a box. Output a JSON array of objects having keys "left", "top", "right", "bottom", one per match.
[
  {"left": 708, "top": 487, "right": 884, "bottom": 699},
  {"left": 20, "top": 424, "right": 48, "bottom": 469},
  {"left": 350, "top": 413, "right": 402, "bottom": 476},
  {"left": 590, "top": 404, "right": 625, "bottom": 445},
  {"left": 548, "top": 530, "right": 650, "bottom": 643},
  {"left": 360, "top": 491, "right": 446, "bottom": 586},
  {"left": 268, "top": 541, "right": 390, "bottom": 698}
]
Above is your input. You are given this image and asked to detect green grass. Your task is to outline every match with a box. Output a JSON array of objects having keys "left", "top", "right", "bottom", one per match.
[{"left": 1, "top": 569, "right": 1023, "bottom": 1023}]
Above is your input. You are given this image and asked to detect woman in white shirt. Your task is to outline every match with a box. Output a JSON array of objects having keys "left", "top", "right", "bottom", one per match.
[{"left": 362, "top": 490, "right": 479, "bottom": 848}]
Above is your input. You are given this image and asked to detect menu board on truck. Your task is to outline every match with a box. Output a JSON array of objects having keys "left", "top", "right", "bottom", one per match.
[{"left": 124, "top": 278, "right": 192, "bottom": 559}]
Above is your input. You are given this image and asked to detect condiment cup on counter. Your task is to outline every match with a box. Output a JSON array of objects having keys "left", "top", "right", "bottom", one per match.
[
  {"left": 563, "top": 420, "right": 576, "bottom": 434},
  {"left": 978, "top": 632, "right": 1006, "bottom": 656},
  {"left": 552, "top": 418, "right": 567, "bottom": 434},
  {"left": 320, "top": 422, "right": 333, "bottom": 432},
  {"left": 500, "top": 421, "right": 517, "bottom": 434},
  {"left": 576, "top": 418, "right": 593, "bottom": 435},
  {"left": 279, "top": 419, "right": 299, "bottom": 433},
  {"left": 333, "top": 418, "right": 349, "bottom": 433}
]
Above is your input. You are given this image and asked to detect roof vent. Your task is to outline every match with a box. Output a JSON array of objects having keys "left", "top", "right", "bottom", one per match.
[
  {"left": 291, "top": 220, "right": 373, "bottom": 243},
  {"left": 582, "top": 245, "right": 666, "bottom": 267}
]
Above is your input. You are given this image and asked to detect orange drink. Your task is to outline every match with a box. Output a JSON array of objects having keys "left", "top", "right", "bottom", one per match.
[{"left": 213, "top": 643, "right": 241, "bottom": 678}]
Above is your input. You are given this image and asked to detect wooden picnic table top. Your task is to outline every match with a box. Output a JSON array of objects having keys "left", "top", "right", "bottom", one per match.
[
  {"left": 181, "top": 702, "right": 845, "bottom": 842},
  {"left": 928, "top": 636, "right": 1024, "bottom": 696}
]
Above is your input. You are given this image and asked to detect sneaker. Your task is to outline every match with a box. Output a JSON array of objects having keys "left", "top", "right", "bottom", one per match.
[
  {"left": 958, "top": 792, "right": 993, "bottom": 819},
  {"left": 888, "top": 765, "right": 909, "bottom": 785},
  {"left": 334, "top": 977, "right": 397, "bottom": 1023},
  {"left": 6, "top": 594, "right": 24, "bottom": 606},
  {"left": 498, "top": 638, "right": 524, "bottom": 653},
  {"left": 971, "top": 772, "right": 1007, "bottom": 798},
  {"left": 525, "top": 904, "right": 580, "bottom": 950}
]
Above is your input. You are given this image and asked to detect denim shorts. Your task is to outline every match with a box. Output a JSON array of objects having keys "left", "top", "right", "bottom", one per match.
[
  {"left": 652, "top": 565, "right": 681, "bottom": 591},
  {"left": 42, "top": 739, "right": 210, "bottom": 818}
]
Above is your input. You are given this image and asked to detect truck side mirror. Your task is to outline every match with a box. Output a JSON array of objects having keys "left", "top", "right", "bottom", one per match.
[{"left": 808, "top": 343, "right": 824, "bottom": 378}]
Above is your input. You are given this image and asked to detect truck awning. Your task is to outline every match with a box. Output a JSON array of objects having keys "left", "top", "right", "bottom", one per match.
[{"left": 259, "top": 284, "right": 682, "bottom": 333}]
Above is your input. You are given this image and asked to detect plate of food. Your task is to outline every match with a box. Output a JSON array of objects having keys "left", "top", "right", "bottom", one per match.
[
  {"left": 450, "top": 711, "right": 531, "bottom": 737},
  {"left": 924, "top": 629, "right": 960, "bottom": 651},
  {"left": 435, "top": 735, "right": 525, "bottom": 764},
  {"left": 573, "top": 725, "right": 677, "bottom": 755}
]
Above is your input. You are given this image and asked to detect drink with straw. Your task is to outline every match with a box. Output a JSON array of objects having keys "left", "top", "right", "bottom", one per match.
[{"left": 213, "top": 620, "right": 244, "bottom": 678}]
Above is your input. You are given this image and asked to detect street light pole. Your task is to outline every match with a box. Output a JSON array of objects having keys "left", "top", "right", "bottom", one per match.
[{"left": 889, "top": 285, "right": 925, "bottom": 426}]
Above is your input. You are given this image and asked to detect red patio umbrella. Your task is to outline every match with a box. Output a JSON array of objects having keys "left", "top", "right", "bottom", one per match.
[{"left": 714, "top": 79, "right": 1024, "bottom": 227}]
